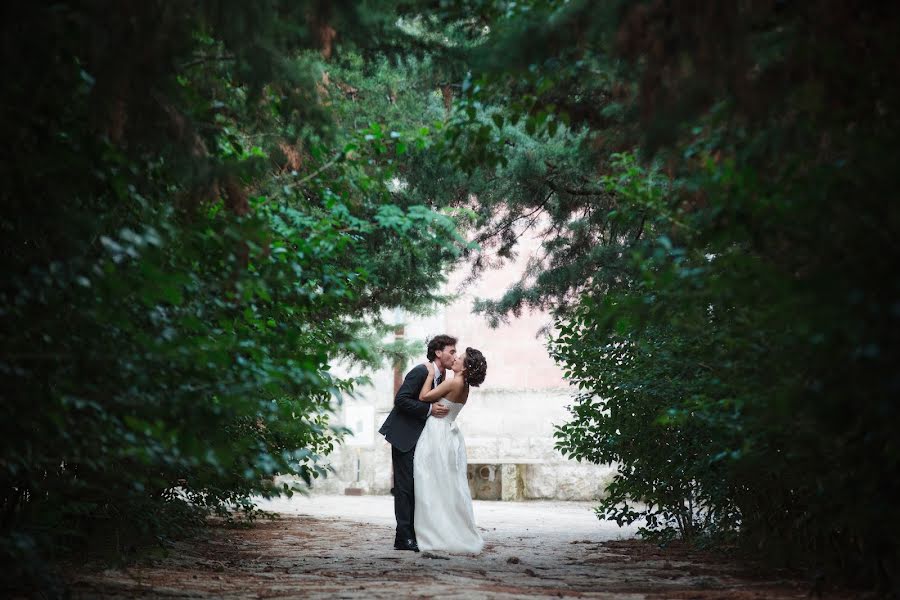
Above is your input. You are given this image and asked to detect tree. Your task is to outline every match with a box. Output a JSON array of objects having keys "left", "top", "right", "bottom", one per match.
[
  {"left": 0, "top": 2, "right": 468, "bottom": 593},
  {"left": 401, "top": 0, "right": 900, "bottom": 592}
]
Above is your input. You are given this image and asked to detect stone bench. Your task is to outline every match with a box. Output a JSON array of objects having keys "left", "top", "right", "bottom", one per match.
[{"left": 466, "top": 458, "right": 548, "bottom": 501}]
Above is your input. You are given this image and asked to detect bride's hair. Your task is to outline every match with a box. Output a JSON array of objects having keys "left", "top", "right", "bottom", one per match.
[{"left": 462, "top": 347, "right": 487, "bottom": 387}]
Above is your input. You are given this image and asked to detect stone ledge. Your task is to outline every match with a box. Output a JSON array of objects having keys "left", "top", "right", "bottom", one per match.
[{"left": 468, "top": 458, "right": 548, "bottom": 465}]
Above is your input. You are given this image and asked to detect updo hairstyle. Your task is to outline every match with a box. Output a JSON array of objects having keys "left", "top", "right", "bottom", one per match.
[{"left": 463, "top": 347, "right": 487, "bottom": 387}]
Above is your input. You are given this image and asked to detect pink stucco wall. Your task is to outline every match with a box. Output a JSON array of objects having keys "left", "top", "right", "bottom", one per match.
[{"left": 441, "top": 229, "right": 565, "bottom": 391}]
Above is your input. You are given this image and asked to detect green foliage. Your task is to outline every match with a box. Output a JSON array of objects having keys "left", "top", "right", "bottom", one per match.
[
  {"left": 0, "top": 2, "right": 470, "bottom": 593},
  {"left": 551, "top": 135, "right": 899, "bottom": 584},
  {"left": 3, "top": 1, "right": 898, "bottom": 596},
  {"left": 411, "top": 1, "right": 900, "bottom": 594}
]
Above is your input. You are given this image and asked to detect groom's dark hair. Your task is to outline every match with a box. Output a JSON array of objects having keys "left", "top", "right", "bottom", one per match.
[{"left": 426, "top": 334, "right": 458, "bottom": 361}]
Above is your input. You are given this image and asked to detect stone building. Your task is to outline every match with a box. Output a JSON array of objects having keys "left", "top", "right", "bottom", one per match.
[{"left": 295, "top": 231, "right": 615, "bottom": 501}]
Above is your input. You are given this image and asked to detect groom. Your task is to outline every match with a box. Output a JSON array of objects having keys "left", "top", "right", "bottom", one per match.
[{"left": 378, "top": 334, "right": 457, "bottom": 551}]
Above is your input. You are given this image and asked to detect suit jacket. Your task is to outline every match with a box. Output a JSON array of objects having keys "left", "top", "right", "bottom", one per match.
[{"left": 378, "top": 364, "right": 435, "bottom": 453}]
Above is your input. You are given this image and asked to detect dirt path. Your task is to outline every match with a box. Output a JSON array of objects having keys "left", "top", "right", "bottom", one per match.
[{"left": 68, "top": 495, "right": 842, "bottom": 599}]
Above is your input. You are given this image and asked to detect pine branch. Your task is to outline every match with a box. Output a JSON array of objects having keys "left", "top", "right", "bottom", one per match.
[{"left": 546, "top": 179, "right": 607, "bottom": 197}]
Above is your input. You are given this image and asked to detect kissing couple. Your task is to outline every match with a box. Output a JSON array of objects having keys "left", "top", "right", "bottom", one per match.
[{"left": 378, "top": 334, "right": 488, "bottom": 554}]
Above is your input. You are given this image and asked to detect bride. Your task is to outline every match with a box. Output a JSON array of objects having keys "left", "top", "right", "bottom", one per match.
[{"left": 413, "top": 347, "right": 487, "bottom": 554}]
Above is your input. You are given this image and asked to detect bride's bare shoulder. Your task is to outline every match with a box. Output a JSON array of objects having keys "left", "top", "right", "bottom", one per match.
[
  {"left": 452, "top": 376, "right": 472, "bottom": 397},
  {"left": 449, "top": 376, "right": 467, "bottom": 390}
]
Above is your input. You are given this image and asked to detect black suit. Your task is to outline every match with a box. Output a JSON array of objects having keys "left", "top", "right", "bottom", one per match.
[{"left": 378, "top": 364, "right": 434, "bottom": 542}]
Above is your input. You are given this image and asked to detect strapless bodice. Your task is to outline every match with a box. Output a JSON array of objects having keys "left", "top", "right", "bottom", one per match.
[{"left": 436, "top": 397, "right": 465, "bottom": 422}]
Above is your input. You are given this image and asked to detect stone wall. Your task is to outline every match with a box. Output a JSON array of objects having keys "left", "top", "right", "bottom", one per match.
[{"left": 287, "top": 382, "right": 616, "bottom": 501}]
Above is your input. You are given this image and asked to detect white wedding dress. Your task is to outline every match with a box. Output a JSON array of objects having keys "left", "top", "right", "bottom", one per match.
[{"left": 413, "top": 398, "right": 484, "bottom": 554}]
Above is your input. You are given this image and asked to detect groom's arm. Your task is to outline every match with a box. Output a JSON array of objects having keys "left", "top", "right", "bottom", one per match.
[{"left": 394, "top": 364, "right": 431, "bottom": 420}]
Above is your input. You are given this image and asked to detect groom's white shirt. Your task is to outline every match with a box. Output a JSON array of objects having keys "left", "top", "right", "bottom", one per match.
[{"left": 427, "top": 360, "right": 442, "bottom": 417}]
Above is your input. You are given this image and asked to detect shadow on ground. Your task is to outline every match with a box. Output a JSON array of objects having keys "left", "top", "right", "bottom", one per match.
[{"left": 67, "top": 496, "right": 845, "bottom": 599}]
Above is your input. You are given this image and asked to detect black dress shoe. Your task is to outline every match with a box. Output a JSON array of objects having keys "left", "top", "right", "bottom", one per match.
[{"left": 394, "top": 538, "right": 420, "bottom": 552}]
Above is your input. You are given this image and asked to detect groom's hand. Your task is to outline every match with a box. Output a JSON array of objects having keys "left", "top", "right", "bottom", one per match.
[{"left": 430, "top": 403, "right": 449, "bottom": 418}]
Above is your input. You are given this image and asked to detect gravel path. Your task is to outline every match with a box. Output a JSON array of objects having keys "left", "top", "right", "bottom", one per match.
[{"left": 68, "top": 495, "right": 837, "bottom": 599}]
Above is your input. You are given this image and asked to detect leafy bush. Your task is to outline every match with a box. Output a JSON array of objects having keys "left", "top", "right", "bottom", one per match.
[
  {"left": 417, "top": 2, "right": 899, "bottom": 593},
  {"left": 0, "top": 2, "right": 467, "bottom": 593}
]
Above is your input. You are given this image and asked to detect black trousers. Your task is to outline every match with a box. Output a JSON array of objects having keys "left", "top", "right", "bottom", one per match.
[{"left": 391, "top": 444, "right": 416, "bottom": 542}]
